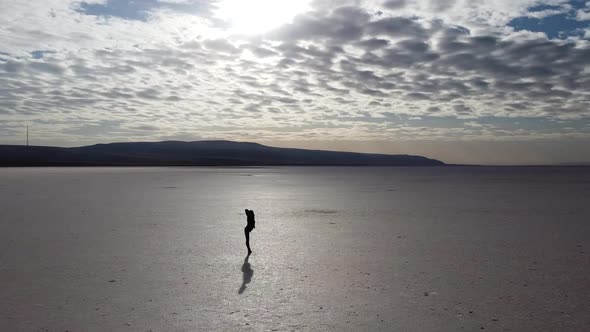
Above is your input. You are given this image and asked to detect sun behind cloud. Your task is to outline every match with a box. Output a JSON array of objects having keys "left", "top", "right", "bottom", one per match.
[{"left": 215, "top": 0, "right": 312, "bottom": 35}]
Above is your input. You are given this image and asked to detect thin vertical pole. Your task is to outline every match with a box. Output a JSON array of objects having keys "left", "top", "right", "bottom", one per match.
[{"left": 26, "top": 125, "right": 29, "bottom": 147}]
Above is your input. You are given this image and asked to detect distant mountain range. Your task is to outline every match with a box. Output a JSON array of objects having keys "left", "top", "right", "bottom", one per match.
[{"left": 0, "top": 141, "right": 445, "bottom": 166}]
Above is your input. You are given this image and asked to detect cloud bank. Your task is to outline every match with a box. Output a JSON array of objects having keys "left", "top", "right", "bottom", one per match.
[{"left": 1, "top": 0, "right": 589, "bottom": 149}]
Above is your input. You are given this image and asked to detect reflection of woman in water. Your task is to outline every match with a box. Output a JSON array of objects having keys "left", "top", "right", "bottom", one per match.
[{"left": 244, "top": 209, "right": 255, "bottom": 254}]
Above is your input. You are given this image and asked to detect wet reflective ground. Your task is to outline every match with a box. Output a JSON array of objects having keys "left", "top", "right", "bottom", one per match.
[{"left": 1, "top": 167, "right": 589, "bottom": 331}]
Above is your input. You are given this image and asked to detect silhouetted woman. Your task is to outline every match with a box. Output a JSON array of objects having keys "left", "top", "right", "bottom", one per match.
[{"left": 244, "top": 209, "right": 255, "bottom": 254}]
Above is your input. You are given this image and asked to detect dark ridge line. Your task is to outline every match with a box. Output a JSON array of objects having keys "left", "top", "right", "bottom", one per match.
[{"left": 0, "top": 140, "right": 445, "bottom": 167}]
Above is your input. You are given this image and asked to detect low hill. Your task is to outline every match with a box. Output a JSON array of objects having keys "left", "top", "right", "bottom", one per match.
[{"left": 0, "top": 141, "right": 445, "bottom": 166}]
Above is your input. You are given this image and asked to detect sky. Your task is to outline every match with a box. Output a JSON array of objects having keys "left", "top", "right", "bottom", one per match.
[{"left": 1, "top": 0, "right": 590, "bottom": 165}]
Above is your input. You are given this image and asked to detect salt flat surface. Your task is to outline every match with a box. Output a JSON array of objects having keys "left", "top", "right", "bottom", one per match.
[{"left": 0, "top": 167, "right": 589, "bottom": 331}]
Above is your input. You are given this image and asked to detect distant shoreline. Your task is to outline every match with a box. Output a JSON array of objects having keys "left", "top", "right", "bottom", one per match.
[
  {"left": 0, "top": 140, "right": 445, "bottom": 167},
  {"left": 2, "top": 164, "right": 590, "bottom": 168}
]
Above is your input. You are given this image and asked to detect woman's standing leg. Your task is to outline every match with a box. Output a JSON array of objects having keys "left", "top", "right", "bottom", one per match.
[{"left": 245, "top": 228, "right": 251, "bottom": 253}]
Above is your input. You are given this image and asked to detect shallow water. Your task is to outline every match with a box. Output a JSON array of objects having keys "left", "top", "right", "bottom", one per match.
[{"left": 1, "top": 167, "right": 589, "bottom": 331}]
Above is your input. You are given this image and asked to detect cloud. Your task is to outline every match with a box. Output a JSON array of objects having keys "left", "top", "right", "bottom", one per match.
[
  {"left": 0, "top": 0, "right": 589, "bottom": 147},
  {"left": 74, "top": 0, "right": 217, "bottom": 21},
  {"left": 577, "top": 5, "right": 590, "bottom": 20},
  {"left": 367, "top": 16, "right": 429, "bottom": 39},
  {"left": 272, "top": 6, "right": 370, "bottom": 42},
  {"left": 203, "top": 39, "right": 241, "bottom": 55},
  {"left": 383, "top": 0, "right": 407, "bottom": 10}
]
